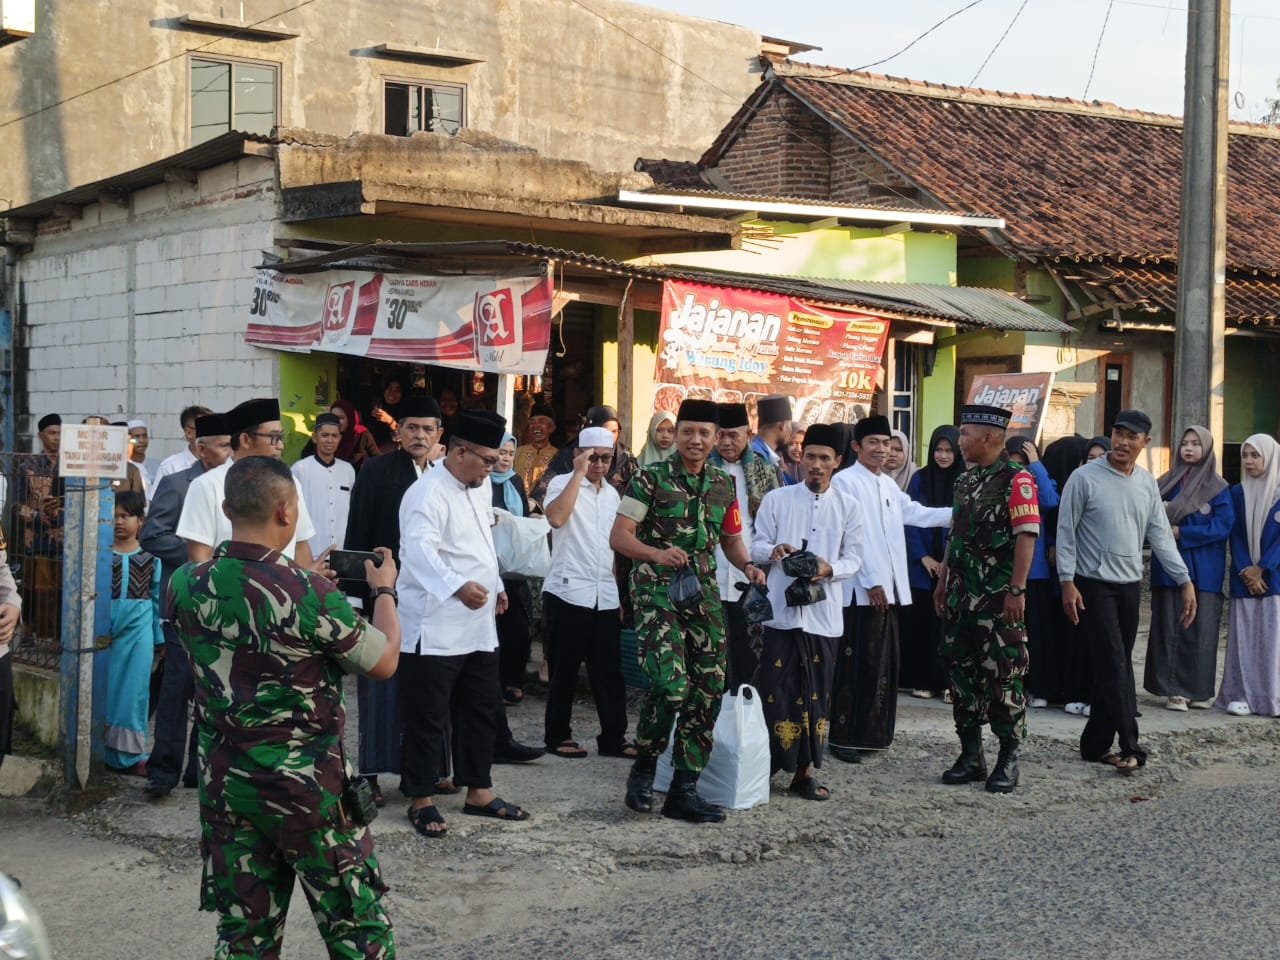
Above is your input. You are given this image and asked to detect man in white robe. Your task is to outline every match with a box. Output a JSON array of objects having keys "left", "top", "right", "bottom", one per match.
[
  {"left": 829, "top": 415, "right": 951, "bottom": 760},
  {"left": 751, "top": 423, "right": 865, "bottom": 799},
  {"left": 155, "top": 405, "right": 212, "bottom": 483},
  {"left": 291, "top": 413, "right": 355, "bottom": 556}
]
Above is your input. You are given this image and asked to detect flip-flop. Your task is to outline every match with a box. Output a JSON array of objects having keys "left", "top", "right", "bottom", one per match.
[
  {"left": 788, "top": 777, "right": 831, "bottom": 801},
  {"left": 549, "top": 740, "right": 589, "bottom": 759},
  {"left": 462, "top": 797, "right": 530, "bottom": 821},
  {"left": 599, "top": 742, "right": 641, "bottom": 759},
  {"left": 407, "top": 804, "right": 448, "bottom": 839},
  {"left": 503, "top": 687, "right": 525, "bottom": 705},
  {"left": 1099, "top": 753, "right": 1140, "bottom": 775}
]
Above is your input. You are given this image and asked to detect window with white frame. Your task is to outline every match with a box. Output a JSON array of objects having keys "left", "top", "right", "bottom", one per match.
[
  {"left": 384, "top": 80, "right": 465, "bottom": 137},
  {"left": 892, "top": 342, "right": 917, "bottom": 444},
  {"left": 190, "top": 57, "right": 279, "bottom": 145}
]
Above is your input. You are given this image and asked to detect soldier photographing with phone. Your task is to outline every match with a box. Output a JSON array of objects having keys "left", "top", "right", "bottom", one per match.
[{"left": 170, "top": 456, "right": 402, "bottom": 959}]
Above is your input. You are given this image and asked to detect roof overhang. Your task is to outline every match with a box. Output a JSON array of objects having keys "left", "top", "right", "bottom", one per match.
[{"left": 617, "top": 189, "right": 1005, "bottom": 229}]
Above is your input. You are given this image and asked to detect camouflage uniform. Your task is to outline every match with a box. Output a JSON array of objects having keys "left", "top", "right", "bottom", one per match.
[
  {"left": 942, "top": 455, "right": 1040, "bottom": 743},
  {"left": 170, "top": 541, "right": 394, "bottom": 960},
  {"left": 618, "top": 459, "right": 742, "bottom": 773}
]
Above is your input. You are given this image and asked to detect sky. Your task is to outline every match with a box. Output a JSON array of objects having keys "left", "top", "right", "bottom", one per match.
[{"left": 637, "top": 0, "right": 1280, "bottom": 121}]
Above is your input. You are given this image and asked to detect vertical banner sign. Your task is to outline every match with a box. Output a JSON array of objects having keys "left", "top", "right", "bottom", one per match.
[
  {"left": 967, "top": 372, "right": 1056, "bottom": 443},
  {"left": 245, "top": 269, "right": 555, "bottom": 374},
  {"left": 655, "top": 281, "right": 890, "bottom": 426}
]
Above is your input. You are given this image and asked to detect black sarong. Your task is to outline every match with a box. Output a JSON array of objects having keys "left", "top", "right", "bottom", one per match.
[
  {"left": 757, "top": 628, "right": 838, "bottom": 774},
  {"left": 830, "top": 604, "right": 900, "bottom": 751}
]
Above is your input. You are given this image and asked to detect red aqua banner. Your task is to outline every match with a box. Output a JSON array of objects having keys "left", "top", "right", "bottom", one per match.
[
  {"left": 245, "top": 268, "right": 554, "bottom": 374},
  {"left": 655, "top": 280, "right": 890, "bottom": 425}
]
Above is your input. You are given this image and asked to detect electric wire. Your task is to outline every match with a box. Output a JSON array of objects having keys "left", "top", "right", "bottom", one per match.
[
  {"left": 968, "top": 0, "right": 1032, "bottom": 86},
  {"left": 1083, "top": 0, "right": 1116, "bottom": 100}
]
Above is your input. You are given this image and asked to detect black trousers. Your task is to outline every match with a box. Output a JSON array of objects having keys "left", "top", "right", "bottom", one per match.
[
  {"left": 399, "top": 649, "right": 502, "bottom": 798},
  {"left": 497, "top": 579, "right": 532, "bottom": 690},
  {"left": 542, "top": 592, "right": 628, "bottom": 752},
  {"left": 1076, "top": 577, "right": 1146, "bottom": 763},
  {"left": 724, "top": 599, "right": 762, "bottom": 692},
  {"left": 0, "top": 652, "right": 12, "bottom": 770},
  {"left": 149, "top": 624, "right": 200, "bottom": 787}
]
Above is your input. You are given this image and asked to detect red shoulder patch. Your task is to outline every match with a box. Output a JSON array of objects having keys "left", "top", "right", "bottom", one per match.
[{"left": 723, "top": 500, "right": 743, "bottom": 537}]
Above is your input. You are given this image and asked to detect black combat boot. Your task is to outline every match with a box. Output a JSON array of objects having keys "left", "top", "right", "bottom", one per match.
[
  {"left": 985, "top": 740, "right": 1020, "bottom": 794},
  {"left": 625, "top": 756, "right": 656, "bottom": 813},
  {"left": 941, "top": 728, "right": 988, "bottom": 785},
  {"left": 661, "top": 770, "right": 726, "bottom": 823}
]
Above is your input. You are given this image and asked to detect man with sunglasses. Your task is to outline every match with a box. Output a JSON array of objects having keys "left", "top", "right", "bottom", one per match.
[
  {"left": 397, "top": 410, "right": 532, "bottom": 839},
  {"left": 177, "top": 398, "right": 320, "bottom": 568}
]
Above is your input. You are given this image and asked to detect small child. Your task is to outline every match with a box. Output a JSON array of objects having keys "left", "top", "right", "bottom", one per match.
[{"left": 105, "top": 491, "right": 163, "bottom": 774}]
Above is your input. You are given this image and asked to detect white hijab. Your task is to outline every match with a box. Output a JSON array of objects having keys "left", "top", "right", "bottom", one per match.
[{"left": 1241, "top": 433, "right": 1280, "bottom": 565}]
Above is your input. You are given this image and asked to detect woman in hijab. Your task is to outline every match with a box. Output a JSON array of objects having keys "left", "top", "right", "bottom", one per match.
[
  {"left": 1041, "top": 434, "right": 1092, "bottom": 714},
  {"left": 1217, "top": 434, "right": 1280, "bottom": 717},
  {"left": 491, "top": 432, "right": 534, "bottom": 705},
  {"left": 1084, "top": 436, "right": 1111, "bottom": 462},
  {"left": 1142, "top": 427, "right": 1233, "bottom": 710},
  {"left": 885, "top": 429, "right": 918, "bottom": 492},
  {"left": 780, "top": 421, "right": 806, "bottom": 484},
  {"left": 1005, "top": 436, "right": 1062, "bottom": 707},
  {"left": 329, "top": 399, "right": 380, "bottom": 470},
  {"left": 637, "top": 411, "right": 676, "bottom": 466},
  {"left": 901, "top": 425, "right": 963, "bottom": 698}
]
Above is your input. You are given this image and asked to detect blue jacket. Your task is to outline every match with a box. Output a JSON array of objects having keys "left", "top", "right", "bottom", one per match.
[
  {"left": 1227, "top": 485, "right": 1280, "bottom": 599},
  {"left": 1023, "top": 461, "right": 1059, "bottom": 581},
  {"left": 1151, "top": 483, "right": 1233, "bottom": 592},
  {"left": 904, "top": 471, "right": 948, "bottom": 593}
]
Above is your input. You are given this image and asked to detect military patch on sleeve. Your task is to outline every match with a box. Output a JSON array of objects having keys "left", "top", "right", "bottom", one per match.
[{"left": 722, "top": 500, "right": 743, "bottom": 537}]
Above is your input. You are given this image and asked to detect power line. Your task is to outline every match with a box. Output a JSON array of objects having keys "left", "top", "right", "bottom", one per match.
[
  {"left": 0, "top": 0, "right": 318, "bottom": 131},
  {"left": 852, "top": 0, "right": 987, "bottom": 72},
  {"left": 969, "top": 0, "right": 1032, "bottom": 86},
  {"left": 1083, "top": 0, "right": 1116, "bottom": 100}
]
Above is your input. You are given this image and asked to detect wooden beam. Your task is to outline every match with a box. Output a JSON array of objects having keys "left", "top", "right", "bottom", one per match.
[{"left": 618, "top": 292, "right": 636, "bottom": 447}]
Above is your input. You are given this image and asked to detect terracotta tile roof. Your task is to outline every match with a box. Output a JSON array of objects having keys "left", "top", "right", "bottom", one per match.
[
  {"left": 719, "top": 64, "right": 1280, "bottom": 272},
  {"left": 1055, "top": 255, "right": 1280, "bottom": 325}
]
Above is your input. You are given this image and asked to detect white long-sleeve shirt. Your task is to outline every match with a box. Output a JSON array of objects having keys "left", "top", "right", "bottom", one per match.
[
  {"left": 832, "top": 461, "right": 951, "bottom": 606},
  {"left": 751, "top": 482, "right": 866, "bottom": 637},
  {"left": 543, "top": 472, "right": 621, "bottom": 610},
  {"left": 155, "top": 448, "right": 198, "bottom": 483},
  {"left": 291, "top": 454, "right": 355, "bottom": 554},
  {"left": 176, "top": 459, "right": 316, "bottom": 559},
  {"left": 397, "top": 462, "right": 502, "bottom": 656}
]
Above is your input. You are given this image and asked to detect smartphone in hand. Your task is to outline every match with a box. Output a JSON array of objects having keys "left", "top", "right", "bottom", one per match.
[{"left": 329, "top": 549, "right": 384, "bottom": 582}]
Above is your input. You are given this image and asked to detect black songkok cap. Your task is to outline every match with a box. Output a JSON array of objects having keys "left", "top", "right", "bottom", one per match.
[
  {"left": 194, "top": 413, "right": 230, "bottom": 437},
  {"left": 803, "top": 423, "right": 843, "bottom": 452},
  {"left": 38, "top": 414, "right": 62, "bottom": 431},
  {"left": 529, "top": 403, "right": 556, "bottom": 421},
  {"left": 959, "top": 405, "right": 1012, "bottom": 430},
  {"left": 226, "top": 398, "right": 281, "bottom": 436},
  {"left": 315, "top": 413, "right": 342, "bottom": 430},
  {"left": 756, "top": 395, "right": 792, "bottom": 425},
  {"left": 677, "top": 399, "right": 718, "bottom": 425},
  {"left": 717, "top": 403, "right": 749, "bottom": 430},
  {"left": 853, "top": 415, "right": 893, "bottom": 443},
  {"left": 585, "top": 405, "right": 620, "bottom": 427},
  {"left": 454, "top": 410, "right": 507, "bottom": 449},
  {"left": 399, "top": 395, "right": 443, "bottom": 420}
]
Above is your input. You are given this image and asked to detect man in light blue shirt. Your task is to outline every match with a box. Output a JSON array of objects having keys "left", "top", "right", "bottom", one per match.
[{"left": 1056, "top": 410, "right": 1195, "bottom": 773}]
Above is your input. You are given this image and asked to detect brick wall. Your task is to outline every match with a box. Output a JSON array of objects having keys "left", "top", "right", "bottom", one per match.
[
  {"left": 15, "top": 157, "right": 279, "bottom": 457},
  {"left": 711, "top": 87, "right": 921, "bottom": 206}
]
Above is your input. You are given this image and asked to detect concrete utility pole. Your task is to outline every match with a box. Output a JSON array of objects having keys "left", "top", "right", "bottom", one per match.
[{"left": 1173, "top": 0, "right": 1230, "bottom": 454}]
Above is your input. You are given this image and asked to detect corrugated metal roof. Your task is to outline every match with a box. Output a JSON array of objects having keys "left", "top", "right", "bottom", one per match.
[
  {"left": 266, "top": 239, "right": 1071, "bottom": 333},
  {"left": 2, "top": 131, "right": 276, "bottom": 221}
]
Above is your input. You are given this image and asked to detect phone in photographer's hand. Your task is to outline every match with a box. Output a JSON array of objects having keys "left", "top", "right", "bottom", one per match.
[{"left": 329, "top": 549, "right": 384, "bottom": 582}]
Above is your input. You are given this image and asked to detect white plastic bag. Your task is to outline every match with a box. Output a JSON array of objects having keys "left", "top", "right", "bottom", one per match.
[
  {"left": 654, "top": 685, "right": 771, "bottom": 810},
  {"left": 491, "top": 509, "right": 551, "bottom": 579}
]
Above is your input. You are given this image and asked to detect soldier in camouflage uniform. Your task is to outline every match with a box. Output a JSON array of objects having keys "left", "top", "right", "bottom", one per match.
[
  {"left": 933, "top": 405, "right": 1040, "bottom": 794},
  {"left": 610, "top": 398, "right": 766, "bottom": 823},
  {"left": 170, "top": 456, "right": 402, "bottom": 959}
]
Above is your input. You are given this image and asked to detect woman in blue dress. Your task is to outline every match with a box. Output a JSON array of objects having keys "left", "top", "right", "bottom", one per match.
[
  {"left": 1142, "top": 426, "right": 1232, "bottom": 710},
  {"left": 105, "top": 491, "right": 164, "bottom": 773}
]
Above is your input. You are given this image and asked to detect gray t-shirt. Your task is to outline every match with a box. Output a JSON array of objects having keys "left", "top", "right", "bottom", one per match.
[{"left": 1056, "top": 455, "right": 1190, "bottom": 585}]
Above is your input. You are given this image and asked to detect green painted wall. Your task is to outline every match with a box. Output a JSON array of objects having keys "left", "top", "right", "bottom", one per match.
[
  {"left": 919, "top": 344, "right": 956, "bottom": 462},
  {"left": 957, "top": 256, "right": 1015, "bottom": 290},
  {"left": 1225, "top": 337, "right": 1280, "bottom": 443},
  {"left": 278, "top": 352, "right": 338, "bottom": 462}
]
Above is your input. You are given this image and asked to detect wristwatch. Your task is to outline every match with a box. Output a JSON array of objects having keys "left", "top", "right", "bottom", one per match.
[
  {"left": 371, "top": 586, "right": 398, "bottom": 605},
  {"left": 1008, "top": 584, "right": 1027, "bottom": 597}
]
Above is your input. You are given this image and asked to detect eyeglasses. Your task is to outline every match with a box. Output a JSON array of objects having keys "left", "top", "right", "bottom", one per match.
[
  {"left": 461, "top": 447, "right": 500, "bottom": 468},
  {"left": 587, "top": 453, "right": 613, "bottom": 464},
  {"left": 249, "top": 431, "right": 286, "bottom": 446}
]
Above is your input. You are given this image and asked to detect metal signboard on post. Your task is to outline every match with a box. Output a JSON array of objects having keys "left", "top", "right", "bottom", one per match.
[{"left": 58, "top": 421, "right": 120, "bottom": 789}]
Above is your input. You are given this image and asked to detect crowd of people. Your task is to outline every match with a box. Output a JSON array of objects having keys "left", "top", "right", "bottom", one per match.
[{"left": 6, "top": 384, "right": 1279, "bottom": 958}]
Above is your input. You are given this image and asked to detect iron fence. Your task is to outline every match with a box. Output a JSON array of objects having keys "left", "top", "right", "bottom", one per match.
[{"left": 3, "top": 452, "right": 64, "bottom": 670}]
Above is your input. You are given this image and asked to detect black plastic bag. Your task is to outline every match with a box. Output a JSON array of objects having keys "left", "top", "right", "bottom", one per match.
[
  {"left": 735, "top": 581, "right": 774, "bottom": 624},
  {"left": 667, "top": 565, "right": 704, "bottom": 613}
]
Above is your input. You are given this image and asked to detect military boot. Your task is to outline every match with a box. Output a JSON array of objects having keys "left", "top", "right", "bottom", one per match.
[
  {"left": 661, "top": 770, "right": 726, "bottom": 823},
  {"left": 985, "top": 740, "right": 1020, "bottom": 794},
  {"left": 941, "top": 728, "right": 988, "bottom": 785},
  {"left": 625, "top": 756, "right": 656, "bottom": 813}
]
